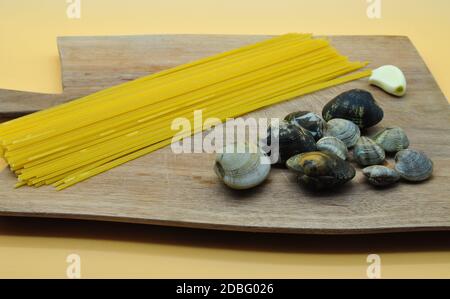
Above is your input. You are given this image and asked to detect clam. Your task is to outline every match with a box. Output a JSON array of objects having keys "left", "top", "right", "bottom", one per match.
[
  {"left": 394, "top": 149, "right": 433, "bottom": 182},
  {"left": 322, "top": 89, "right": 384, "bottom": 129},
  {"left": 214, "top": 142, "right": 271, "bottom": 190},
  {"left": 373, "top": 127, "right": 409, "bottom": 153},
  {"left": 266, "top": 120, "right": 317, "bottom": 165},
  {"left": 362, "top": 166, "right": 400, "bottom": 187},
  {"left": 324, "top": 118, "right": 361, "bottom": 148},
  {"left": 284, "top": 111, "right": 326, "bottom": 141},
  {"left": 286, "top": 151, "right": 356, "bottom": 191},
  {"left": 353, "top": 137, "right": 386, "bottom": 166},
  {"left": 316, "top": 136, "right": 348, "bottom": 160}
]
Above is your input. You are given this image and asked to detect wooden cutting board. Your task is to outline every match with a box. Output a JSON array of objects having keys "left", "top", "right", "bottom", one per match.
[{"left": 0, "top": 35, "right": 449, "bottom": 234}]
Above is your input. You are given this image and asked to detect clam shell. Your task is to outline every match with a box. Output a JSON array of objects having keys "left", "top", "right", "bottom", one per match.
[
  {"left": 322, "top": 89, "right": 384, "bottom": 129},
  {"left": 284, "top": 111, "right": 326, "bottom": 141},
  {"left": 373, "top": 127, "right": 409, "bottom": 153},
  {"left": 362, "top": 166, "right": 400, "bottom": 187},
  {"left": 266, "top": 120, "right": 317, "bottom": 165},
  {"left": 324, "top": 118, "right": 361, "bottom": 148},
  {"left": 394, "top": 149, "right": 433, "bottom": 182},
  {"left": 316, "top": 136, "right": 348, "bottom": 160},
  {"left": 214, "top": 143, "right": 271, "bottom": 190},
  {"left": 353, "top": 137, "right": 386, "bottom": 166},
  {"left": 286, "top": 151, "right": 356, "bottom": 191}
]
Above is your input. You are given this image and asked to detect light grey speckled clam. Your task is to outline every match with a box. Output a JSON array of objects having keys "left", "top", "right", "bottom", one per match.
[
  {"left": 324, "top": 118, "right": 361, "bottom": 148},
  {"left": 214, "top": 143, "right": 271, "bottom": 190},
  {"left": 373, "top": 127, "right": 410, "bottom": 153},
  {"left": 363, "top": 166, "right": 400, "bottom": 187},
  {"left": 394, "top": 149, "right": 433, "bottom": 182},
  {"left": 316, "top": 136, "right": 348, "bottom": 160},
  {"left": 353, "top": 137, "right": 386, "bottom": 167}
]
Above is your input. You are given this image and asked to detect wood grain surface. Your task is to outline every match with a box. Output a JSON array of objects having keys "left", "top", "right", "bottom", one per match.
[{"left": 0, "top": 35, "right": 449, "bottom": 234}]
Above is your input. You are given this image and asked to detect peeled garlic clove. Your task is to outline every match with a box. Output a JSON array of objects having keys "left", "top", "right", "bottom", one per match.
[
  {"left": 369, "top": 65, "right": 407, "bottom": 97},
  {"left": 214, "top": 142, "right": 271, "bottom": 190}
]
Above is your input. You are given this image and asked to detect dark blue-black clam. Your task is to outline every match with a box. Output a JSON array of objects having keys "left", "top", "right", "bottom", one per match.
[
  {"left": 266, "top": 120, "right": 317, "bottom": 166},
  {"left": 322, "top": 89, "right": 384, "bottom": 129},
  {"left": 284, "top": 111, "right": 326, "bottom": 141}
]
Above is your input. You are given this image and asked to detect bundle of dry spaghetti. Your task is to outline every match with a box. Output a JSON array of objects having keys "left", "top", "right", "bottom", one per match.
[{"left": 0, "top": 33, "right": 371, "bottom": 190}]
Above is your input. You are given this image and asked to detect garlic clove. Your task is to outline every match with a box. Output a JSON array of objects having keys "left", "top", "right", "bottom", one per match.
[{"left": 369, "top": 65, "right": 407, "bottom": 97}]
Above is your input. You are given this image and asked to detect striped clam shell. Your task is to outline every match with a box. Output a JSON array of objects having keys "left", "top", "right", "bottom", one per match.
[
  {"left": 394, "top": 149, "right": 433, "bottom": 182},
  {"left": 373, "top": 127, "right": 410, "bottom": 153},
  {"left": 324, "top": 118, "right": 361, "bottom": 148},
  {"left": 316, "top": 136, "right": 348, "bottom": 160},
  {"left": 363, "top": 165, "right": 400, "bottom": 187},
  {"left": 353, "top": 136, "right": 386, "bottom": 167}
]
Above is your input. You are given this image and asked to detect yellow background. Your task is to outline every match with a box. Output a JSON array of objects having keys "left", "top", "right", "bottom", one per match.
[{"left": 0, "top": 0, "right": 449, "bottom": 278}]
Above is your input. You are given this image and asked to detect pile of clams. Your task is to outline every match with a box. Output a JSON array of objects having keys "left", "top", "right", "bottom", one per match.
[{"left": 214, "top": 88, "right": 433, "bottom": 191}]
